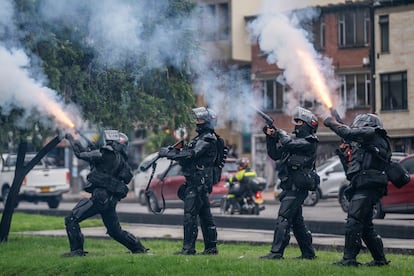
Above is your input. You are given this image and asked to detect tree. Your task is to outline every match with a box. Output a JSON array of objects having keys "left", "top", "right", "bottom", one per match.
[{"left": 19, "top": 0, "right": 196, "bottom": 132}]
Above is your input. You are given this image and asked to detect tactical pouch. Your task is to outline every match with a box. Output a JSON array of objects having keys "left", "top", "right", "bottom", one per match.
[
  {"left": 177, "top": 183, "right": 186, "bottom": 201},
  {"left": 87, "top": 171, "right": 110, "bottom": 187},
  {"left": 287, "top": 155, "right": 307, "bottom": 170},
  {"left": 119, "top": 166, "right": 133, "bottom": 184},
  {"left": 386, "top": 161, "right": 410, "bottom": 189},
  {"left": 108, "top": 178, "right": 129, "bottom": 199},
  {"left": 292, "top": 171, "right": 319, "bottom": 191},
  {"left": 352, "top": 170, "right": 388, "bottom": 189}
]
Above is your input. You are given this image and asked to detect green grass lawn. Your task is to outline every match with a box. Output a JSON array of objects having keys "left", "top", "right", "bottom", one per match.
[{"left": 0, "top": 213, "right": 413, "bottom": 275}]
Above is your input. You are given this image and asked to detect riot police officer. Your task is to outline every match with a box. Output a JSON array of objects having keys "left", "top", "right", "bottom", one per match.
[
  {"left": 158, "top": 107, "right": 221, "bottom": 255},
  {"left": 260, "top": 107, "right": 319, "bottom": 260},
  {"left": 324, "top": 113, "right": 391, "bottom": 266},
  {"left": 62, "top": 130, "right": 148, "bottom": 256}
]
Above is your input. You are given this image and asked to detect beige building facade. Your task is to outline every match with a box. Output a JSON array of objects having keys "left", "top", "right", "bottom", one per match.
[{"left": 374, "top": 2, "right": 414, "bottom": 153}]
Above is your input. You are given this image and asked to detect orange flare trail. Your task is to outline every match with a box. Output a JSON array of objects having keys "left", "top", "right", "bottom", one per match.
[{"left": 296, "top": 49, "right": 333, "bottom": 109}]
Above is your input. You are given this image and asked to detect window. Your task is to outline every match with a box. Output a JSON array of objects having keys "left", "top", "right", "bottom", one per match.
[
  {"left": 313, "top": 15, "right": 325, "bottom": 50},
  {"left": 339, "top": 73, "right": 370, "bottom": 108},
  {"left": 261, "top": 79, "right": 284, "bottom": 111},
  {"left": 379, "top": 15, "right": 389, "bottom": 52},
  {"left": 338, "top": 9, "right": 370, "bottom": 47},
  {"left": 217, "top": 3, "right": 230, "bottom": 40},
  {"left": 380, "top": 72, "right": 407, "bottom": 111},
  {"left": 200, "top": 3, "right": 230, "bottom": 41}
]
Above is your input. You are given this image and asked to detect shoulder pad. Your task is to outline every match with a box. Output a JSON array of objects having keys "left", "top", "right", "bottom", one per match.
[
  {"left": 202, "top": 132, "right": 217, "bottom": 142},
  {"left": 305, "top": 135, "right": 319, "bottom": 143},
  {"left": 375, "top": 127, "right": 387, "bottom": 136},
  {"left": 101, "top": 145, "right": 115, "bottom": 152}
]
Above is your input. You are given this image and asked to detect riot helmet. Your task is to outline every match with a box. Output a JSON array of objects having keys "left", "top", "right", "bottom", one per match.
[
  {"left": 237, "top": 158, "right": 249, "bottom": 170},
  {"left": 103, "top": 130, "right": 128, "bottom": 154},
  {"left": 103, "top": 130, "right": 120, "bottom": 144},
  {"left": 292, "top": 107, "right": 318, "bottom": 137},
  {"left": 350, "top": 113, "right": 383, "bottom": 128},
  {"left": 191, "top": 107, "right": 217, "bottom": 133}
]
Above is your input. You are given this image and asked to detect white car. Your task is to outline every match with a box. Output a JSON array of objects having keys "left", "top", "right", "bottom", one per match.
[
  {"left": 0, "top": 153, "right": 70, "bottom": 209},
  {"left": 274, "top": 156, "right": 346, "bottom": 206},
  {"left": 133, "top": 153, "right": 172, "bottom": 205}
]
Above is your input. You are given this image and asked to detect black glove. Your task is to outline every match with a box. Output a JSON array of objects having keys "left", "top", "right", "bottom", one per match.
[
  {"left": 158, "top": 147, "right": 170, "bottom": 158},
  {"left": 65, "top": 133, "right": 75, "bottom": 142},
  {"left": 323, "top": 117, "right": 335, "bottom": 127},
  {"left": 263, "top": 125, "right": 277, "bottom": 136}
]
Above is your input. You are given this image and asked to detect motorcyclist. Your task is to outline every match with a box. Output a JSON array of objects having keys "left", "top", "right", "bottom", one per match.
[
  {"left": 158, "top": 107, "right": 220, "bottom": 255},
  {"left": 227, "top": 158, "right": 257, "bottom": 210},
  {"left": 62, "top": 130, "right": 148, "bottom": 257},
  {"left": 260, "top": 107, "right": 319, "bottom": 260},
  {"left": 324, "top": 112, "right": 391, "bottom": 266}
]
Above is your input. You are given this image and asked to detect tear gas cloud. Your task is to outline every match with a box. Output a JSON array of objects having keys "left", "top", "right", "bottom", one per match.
[
  {"left": 39, "top": 0, "right": 262, "bottom": 128},
  {"left": 249, "top": 0, "right": 343, "bottom": 119},
  {"left": 0, "top": 46, "right": 81, "bottom": 129},
  {"left": 0, "top": 0, "right": 261, "bottom": 132}
]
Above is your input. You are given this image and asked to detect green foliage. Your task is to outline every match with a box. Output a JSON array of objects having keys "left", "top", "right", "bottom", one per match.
[
  {"left": 0, "top": 236, "right": 414, "bottom": 275},
  {"left": 8, "top": 213, "right": 103, "bottom": 232},
  {"left": 1, "top": 0, "right": 197, "bottom": 149},
  {"left": 2, "top": 213, "right": 414, "bottom": 275}
]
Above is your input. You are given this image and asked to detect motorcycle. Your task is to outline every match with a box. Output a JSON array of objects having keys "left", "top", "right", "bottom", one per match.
[{"left": 220, "top": 177, "right": 266, "bottom": 215}]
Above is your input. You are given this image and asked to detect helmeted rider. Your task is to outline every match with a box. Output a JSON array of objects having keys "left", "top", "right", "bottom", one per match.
[
  {"left": 227, "top": 158, "right": 257, "bottom": 208},
  {"left": 261, "top": 107, "right": 319, "bottom": 260},
  {"left": 158, "top": 107, "right": 220, "bottom": 255},
  {"left": 63, "top": 130, "right": 147, "bottom": 257},
  {"left": 324, "top": 112, "right": 391, "bottom": 266}
]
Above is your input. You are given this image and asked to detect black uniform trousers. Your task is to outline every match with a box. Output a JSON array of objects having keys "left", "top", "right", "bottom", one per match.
[
  {"left": 270, "top": 189, "right": 315, "bottom": 258},
  {"left": 343, "top": 188, "right": 386, "bottom": 262},
  {"left": 65, "top": 188, "right": 146, "bottom": 253},
  {"left": 182, "top": 184, "right": 217, "bottom": 253}
]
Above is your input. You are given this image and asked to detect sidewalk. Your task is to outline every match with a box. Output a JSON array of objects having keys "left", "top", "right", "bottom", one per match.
[
  {"left": 62, "top": 189, "right": 279, "bottom": 204},
  {"left": 21, "top": 223, "right": 414, "bottom": 255}
]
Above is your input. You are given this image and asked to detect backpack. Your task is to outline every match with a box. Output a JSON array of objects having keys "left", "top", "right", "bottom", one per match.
[
  {"left": 366, "top": 137, "right": 410, "bottom": 189},
  {"left": 212, "top": 133, "right": 228, "bottom": 186}
]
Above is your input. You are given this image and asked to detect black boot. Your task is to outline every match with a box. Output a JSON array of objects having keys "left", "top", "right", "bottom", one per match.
[
  {"left": 260, "top": 252, "right": 284, "bottom": 260},
  {"left": 363, "top": 233, "right": 389, "bottom": 266},
  {"left": 61, "top": 249, "right": 88, "bottom": 257},
  {"left": 174, "top": 249, "right": 196, "bottom": 255}
]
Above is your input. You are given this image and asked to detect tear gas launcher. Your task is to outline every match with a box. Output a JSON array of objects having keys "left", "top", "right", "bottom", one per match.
[
  {"left": 75, "top": 129, "right": 96, "bottom": 149},
  {"left": 140, "top": 139, "right": 184, "bottom": 172},
  {"left": 252, "top": 106, "right": 275, "bottom": 128},
  {"left": 329, "top": 108, "right": 344, "bottom": 124}
]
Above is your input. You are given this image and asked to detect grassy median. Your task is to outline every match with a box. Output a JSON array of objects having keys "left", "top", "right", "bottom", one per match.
[{"left": 0, "top": 213, "right": 413, "bottom": 275}]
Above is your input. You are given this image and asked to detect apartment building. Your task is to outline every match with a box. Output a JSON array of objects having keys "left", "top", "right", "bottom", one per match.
[
  {"left": 374, "top": 1, "right": 414, "bottom": 153},
  {"left": 250, "top": 1, "right": 376, "bottom": 168}
]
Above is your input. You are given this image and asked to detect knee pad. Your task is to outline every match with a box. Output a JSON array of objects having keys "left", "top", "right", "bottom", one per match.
[
  {"left": 71, "top": 198, "right": 94, "bottom": 219},
  {"left": 276, "top": 216, "right": 289, "bottom": 227}
]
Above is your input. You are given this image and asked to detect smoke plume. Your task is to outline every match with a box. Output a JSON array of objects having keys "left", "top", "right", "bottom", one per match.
[{"left": 249, "top": 0, "right": 342, "bottom": 119}]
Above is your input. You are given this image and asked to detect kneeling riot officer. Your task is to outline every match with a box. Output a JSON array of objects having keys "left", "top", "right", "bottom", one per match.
[
  {"left": 158, "top": 107, "right": 220, "bottom": 255},
  {"left": 260, "top": 107, "right": 319, "bottom": 260},
  {"left": 324, "top": 113, "right": 391, "bottom": 266},
  {"left": 63, "top": 130, "right": 147, "bottom": 256}
]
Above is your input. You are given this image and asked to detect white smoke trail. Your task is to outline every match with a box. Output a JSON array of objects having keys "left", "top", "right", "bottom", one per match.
[
  {"left": 249, "top": 1, "right": 341, "bottom": 119},
  {"left": 0, "top": 46, "right": 80, "bottom": 129},
  {"left": 38, "top": 0, "right": 260, "bottom": 127}
]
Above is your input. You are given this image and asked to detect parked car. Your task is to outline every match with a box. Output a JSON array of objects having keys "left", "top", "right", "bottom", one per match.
[
  {"left": 338, "top": 152, "right": 412, "bottom": 219},
  {"left": 145, "top": 158, "right": 238, "bottom": 212},
  {"left": 274, "top": 156, "right": 346, "bottom": 206},
  {"left": 0, "top": 153, "right": 70, "bottom": 209}
]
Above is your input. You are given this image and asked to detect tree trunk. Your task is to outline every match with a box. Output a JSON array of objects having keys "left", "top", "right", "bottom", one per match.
[{"left": 0, "top": 136, "right": 62, "bottom": 242}]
